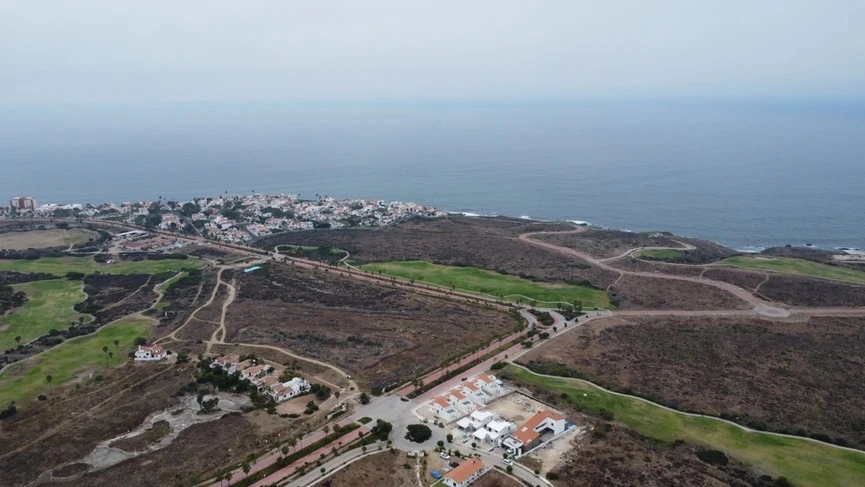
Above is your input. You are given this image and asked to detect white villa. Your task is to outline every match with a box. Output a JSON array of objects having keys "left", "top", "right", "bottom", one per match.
[
  {"left": 472, "top": 418, "right": 516, "bottom": 446},
  {"left": 502, "top": 409, "right": 569, "bottom": 456},
  {"left": 134, "top": 344, "right": 168, "bottom": 361},
  {"left": 269, "top": 377, "right": 311, "bottom": 402}
]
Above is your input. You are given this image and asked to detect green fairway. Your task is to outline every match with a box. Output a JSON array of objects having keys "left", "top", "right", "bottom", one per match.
[
  {"left": 360, "top": 260, "right": 611, "bottom": 309},
  {"left": 0, "top": 280, "right": 90, "bottom": 351},
  {"left": 506, "top": 365, "right": 865, "bottom": 487},
  {"left": 637, "top": 248, "right": 682, "bottom": 259},
  {"left": 719, "top": 256, "right": 865, "bottom": 284},
  {"left": 0, "top": 318, "right": 151, "bottom": 406},
  {"left": 0, "top": 256, "right": 206, "bottom": 276}
]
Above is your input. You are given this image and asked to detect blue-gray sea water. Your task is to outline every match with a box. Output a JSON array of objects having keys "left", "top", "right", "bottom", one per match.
[{"left": 1, "top": 100, "right": 863, "bottom": 251}]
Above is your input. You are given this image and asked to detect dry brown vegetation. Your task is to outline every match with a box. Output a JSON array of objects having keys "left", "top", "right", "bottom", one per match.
[
  {"left": 534, "top": 229, "right": 735, "bottom": 262},
  {"left": 317, "top": 450, "right": 418, "bottom": 487},
  {"left": 549, "top": 423, "right": 783, "bottom": 487},
  {"left": 255, "top": 216, "right": 618, "bottom": 288},
  {"left": 610, "top": 275, "right": 750, "bottom": 310},
  {"left": 608, "top": 257, "right": 706, "bottom": 277},
  {"left": 225, "top": 262, "right": 517, "bottom": 391},
  {"left": 756, "top": 274, "right": 865, "bottom": 307},
  {"left": 520, "top": 315, "right": 865, "bottom": 448}
]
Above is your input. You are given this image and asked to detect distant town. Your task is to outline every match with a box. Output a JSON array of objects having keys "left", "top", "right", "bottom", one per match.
[{"left": 2, "top": 193, "right": 446, "bottom": 243}]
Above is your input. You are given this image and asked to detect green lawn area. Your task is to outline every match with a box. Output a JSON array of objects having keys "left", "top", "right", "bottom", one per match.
[
  {"left": 0, "top": 318, "right": 151, "bottom": 407},
  {"left": 0, "top": 280, "right": 90, "bottom": 352},
  {"left": 0, "top": 256, "right": 206, "bottom": 276},
  {"left": 637, "top": 248, "right": 682, "bottom": 259},
  {"left": 719, "top": 256, "right": 865, "bottom": 284},
  {"left": 506, "top": 365, "right": 865, "bottom": 487},
  {"left": 360, "top": 261, "right": 611, "bottom": 309}
]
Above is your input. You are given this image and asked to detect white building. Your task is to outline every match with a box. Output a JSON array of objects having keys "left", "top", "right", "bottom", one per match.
[
  {"left": 443, "top": 458, "right": 487, "bottom": 487},
  {"left": 134, "top": 344, "right": 168, "bottom": 361},
  {"left": 270, "top": 377, "right": 310, "bottom": 402},
  {"left": 212, "top": 354, "right": 240, "bottom": 374},
  {"left": 472, "top": 419, "right": 515, "bottom": 446},
  {"left": 502, "top": 409, "right": 568, "bottom": 456},
  {"left": 430, "top": 396, "right": 462, "bottom": 423}
]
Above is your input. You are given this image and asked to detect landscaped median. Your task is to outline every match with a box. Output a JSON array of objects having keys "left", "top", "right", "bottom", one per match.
[
  {"left": 503, "top": 365, "right": 865, "bottom": 487},
  {"left": 359, "top": 260, "right": 611, "bottom": 309}
]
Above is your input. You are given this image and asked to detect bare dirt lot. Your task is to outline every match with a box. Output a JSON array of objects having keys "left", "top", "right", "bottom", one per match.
[
  {"left": 0, "top": 228, "right": 99, "bottom": 250},
  {"left": 610, "top": 275, "right": 750, "bottom": 310},
  {"left": 520, "top": 315, "right": 865, "bottom": 448},
  {"left": 255, "top": 216, "right": 619, "bottom": 288},
  {"left": 473, "top": 469, "right": 524, "bottom": 487},
  {"left": 225, "top": 262, "right": 517, "bottom": 391},
  {"left": 318, "top": 450, "right": 420, "bottom": 487}
]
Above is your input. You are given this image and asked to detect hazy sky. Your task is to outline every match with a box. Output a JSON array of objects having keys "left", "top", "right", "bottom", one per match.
[{"left": 1, "top": 1, "right": 863, "bottom": 103}]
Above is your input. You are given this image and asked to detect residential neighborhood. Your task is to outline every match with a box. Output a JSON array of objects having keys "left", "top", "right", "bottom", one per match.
[
  {"left": 211, "top": 354, "right": 311, "bottom": 403},
  {"left": 3, "top": 192, "right": 446, "bottom": 243}
]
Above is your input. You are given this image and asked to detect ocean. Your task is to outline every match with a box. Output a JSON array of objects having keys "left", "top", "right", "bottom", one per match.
[{"left": 2, "top": 99, "right": 863, "bottom": 251}]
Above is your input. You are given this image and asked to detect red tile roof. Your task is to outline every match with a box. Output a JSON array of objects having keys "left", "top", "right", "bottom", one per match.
[{"left": 445, "top": 458, "right": 484, "bottom": 484}]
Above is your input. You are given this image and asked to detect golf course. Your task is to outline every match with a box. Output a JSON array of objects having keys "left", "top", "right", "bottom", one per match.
[
  {"left": 360, "top": 260, "right": 611, "bottom": 308},
  {"left": 506, "top": 365, "right": 865, "bottom": 487},
  {"left": 719, "top": 255, "right": 865, "bottom": 284},
  {"left": 0, "top": 318, "right": 151, "bottom": 406}
]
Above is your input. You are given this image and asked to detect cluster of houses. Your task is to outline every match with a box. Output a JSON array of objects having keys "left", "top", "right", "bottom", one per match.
[
  {"left": 211, "top": 354, "right": 311, "bottom": 403},
  {"left": 428, "top": 373, "right": 570, "bottom": 458},
  {"left": 429, "top": 374, "right": 504, "bottom": 422}
]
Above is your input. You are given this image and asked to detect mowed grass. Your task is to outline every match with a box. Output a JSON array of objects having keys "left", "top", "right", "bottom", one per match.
[
  {"left": 0, "top": 280, "right": 89, "bottom": 351},
  {"left": 0, "top": 228, "right": 99, "bottom": 250},
  {"left": 506, "top": 365, "right": 865, "bottom": 487},
  {"left": 637, "top": 248, "right": 682, "bottom": 259},
  {"left": 360, "top": 260, "right": 611, "bottom": 309},
  {"left": 0, "top": 256, "right": 206, "bottom": 276},
  {"left": 720, "top": 256, "right": 865, "bottom": 284},
  {"left": 0, "top": 318, "right": 150, "bottom": 406}
]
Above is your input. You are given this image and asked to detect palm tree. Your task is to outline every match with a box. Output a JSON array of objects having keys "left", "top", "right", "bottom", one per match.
[
  {"left": 102, "top": 345, "right": 109, "bottom": 366},
  {"left": 113, "top": 339, "right": 119, "bottom": 355},
  {"left": 46, "top": 375, "right": 53, "bottom": 389}
]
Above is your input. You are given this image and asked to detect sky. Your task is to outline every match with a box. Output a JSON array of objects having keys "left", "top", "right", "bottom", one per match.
[{"left": 1, "top": 1, "right": 863, "bottom": 103}]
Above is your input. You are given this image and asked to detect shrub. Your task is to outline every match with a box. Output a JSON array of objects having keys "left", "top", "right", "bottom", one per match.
[
  {"left": 404, "top": 424, "right": 432, "bottom": 443},
  {"left": 696, "top": 449, "right": 729, "bottom": 466}
]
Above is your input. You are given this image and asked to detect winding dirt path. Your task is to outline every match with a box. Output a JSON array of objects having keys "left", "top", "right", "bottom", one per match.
[{"left": 519, "top": 228, "right": 791, "bottom": 317}]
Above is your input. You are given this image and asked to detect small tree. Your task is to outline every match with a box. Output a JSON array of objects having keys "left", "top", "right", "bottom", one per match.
[
  {"left": 359, "top": 392, "right": 370, "bottom": 404},
  {"left": 14, "top": 336, "right": 21, "bottom": 345},
  {"left": 46, "top": 374, "right": 53, "bottom": 389},
  {"left": 446, "top": 433, "right": 453, "bottom": 443},
  {"left": 241, "top": 462, "right": 251, "bottom": 477}
]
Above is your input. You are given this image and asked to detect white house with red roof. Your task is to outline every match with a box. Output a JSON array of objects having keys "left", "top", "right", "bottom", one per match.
[
  {"left": 212, "top": 354, "right": 240, "bottom": 374},
  {"left": 446, "top": 388, "right": 480, "bottom": 415},
  {"left": 502, "top": 409, "right": 568, "bottom": 456},
  {"left": 430, "top": 396, "right": 462, "bottom": 422},
  {"left": 241, "top": 364, "right": 268, "bottom": 381},
  {"left": 269, "top": 377, "right": 311, "bottom": 402},
  {"left": 134, "top": 344, "right": 168, "bottom": 361},
  {"left": 442, "top": 458, "right": 487, "bottom": 487}
]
